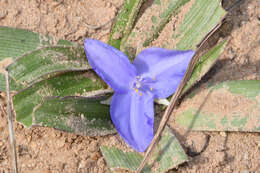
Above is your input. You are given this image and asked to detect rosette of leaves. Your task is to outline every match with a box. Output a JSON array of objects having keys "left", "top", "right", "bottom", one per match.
[
  {"left": 0, "top": 26, "right": 115, "bottom": 136},
  {"left": 1, "top": 0, "right": 259, "bottom": 172}
]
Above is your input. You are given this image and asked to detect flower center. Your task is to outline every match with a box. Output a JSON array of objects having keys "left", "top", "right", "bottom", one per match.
[
  {"left": 132, "top": 76, "right": 155, "bottom": 96},
  {"left": 135, "top": 80, "right": 142, "bottom": 89}
]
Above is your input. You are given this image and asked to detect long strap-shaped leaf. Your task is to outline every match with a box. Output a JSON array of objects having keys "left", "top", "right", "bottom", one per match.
[
  {"left": 101, "top": 126, "right": 187, "bottom": 173},
  {"left": 0, "top": 26, "right": 72, "bottom": 61},
  {"left": 13, "top": 70, "right": 115, "bottom": 136},
  {"left": 7, "top": 46, "right": 89, "bottom": 90},
  {"left": 183, "top": 40, "right": 227, "bottom": 93},
  {"left": 175, "top": 80, "right": 260, "bottom": 132},
  {"left": 33, "top": 96, "right": 115, "bottom": 136},
  {"left": 0, "top": 27, "right": 76, "bottom": 91},
  {"left": 124, "top": 0, "right": 226, "bottom": 56},
  {"left": 108, "top": 0, "right": 144, "bottom": 50}
]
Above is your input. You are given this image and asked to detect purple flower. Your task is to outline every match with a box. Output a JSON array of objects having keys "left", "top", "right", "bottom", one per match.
[{"left": 84, "top": 39, "right": 194, "bottom": 152}]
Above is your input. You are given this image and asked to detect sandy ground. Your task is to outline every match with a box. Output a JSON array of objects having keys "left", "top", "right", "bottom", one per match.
[{"left": 0, "top": 0, "right": 260, "bottom": 172}]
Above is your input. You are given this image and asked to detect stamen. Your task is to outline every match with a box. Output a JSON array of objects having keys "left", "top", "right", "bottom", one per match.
[
  {"left": 133, "top": 76, "right": 155, "bottom": 95},
  {"left": 135, "top": 82, "right": 141, "bottom": 88}
]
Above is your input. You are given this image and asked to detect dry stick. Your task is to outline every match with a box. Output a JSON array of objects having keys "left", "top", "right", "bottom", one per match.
[
  {"left": 136, "top": 19, "right": 225, "bottom": 173},
  {"left": 5, "top": 72, "right": 18, "bottom": 173}
]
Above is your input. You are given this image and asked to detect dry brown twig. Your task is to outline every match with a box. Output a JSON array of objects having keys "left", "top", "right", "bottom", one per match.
[{"left": 5, "top": 71, "right": 18, "bottom": 173}]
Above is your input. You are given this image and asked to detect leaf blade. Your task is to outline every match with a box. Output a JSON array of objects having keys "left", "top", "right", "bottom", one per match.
[
  {"left": 33, "top": 96, "right": 115, "bottom": 136},
  {"left": 108, "top": 0, "right": 144, "bottom": 50},
  {"left": 13, "top": 71, "right": 108, "bottom": 128},
  {"left": 124, "top": 0, "right": 226, "bottom": 57},
  {"left": 183, "top": 40, "right": 227, "bottom": 93},
  {"left": 175, "top": 80, "right": 260, "bottom": 132},
  {"left": 101, "top": 126, "right": 188, "bottom": 172},
  {"left": 0, "top": 26, "right": 72, "bottom": 61},
  {"left": 7, "top": 46, "right": 89, "bottom": 90},
  {"left": 0, "top": 26, "right": 74, "bottom": 91}
]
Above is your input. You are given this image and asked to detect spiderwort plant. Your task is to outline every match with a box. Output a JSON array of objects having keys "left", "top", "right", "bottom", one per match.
[{"left": 84, "top": 39, "right": 194, "bottom": 152}]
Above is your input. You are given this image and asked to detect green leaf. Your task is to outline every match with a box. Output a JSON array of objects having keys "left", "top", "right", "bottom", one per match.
[
  {"left": 13, "top": 71, "right": 108, "bottom": 128},
  {"left": 0, "top": 26, "right": 72, "bottom": 61},
  {"left": 216, "top": 80, "right": 260, "bottom": 99},
  {"left": 1, "top": 27, "right": 114, "bottom": 136},
  {"left": 124, "top": 0, "right": 226, "bottom": 56},
  {"left": 175, "top": 80, "right": 260, "bottom": 132},
  {"left": 108, "top": 0, "right": 144, "bottom": 50},
  {"left": 183, "top": 40, "right": 227, "bottom": 93},
  {"left": 33, "top": 96, "right": 115, "bottom": 136},
  {"left": 101, "top": 146, "right": 146, "bottom": 172},
  {"left": 125, "top": 0, "right": 189, "bottom": 51},
  {"left": 173, "top": 0, "right": 225, "bottom": 50},
  {"left": 0, "top": 73, "right": 23, "bottom": 91},
  {"left": 0, "top": 26, "right": 74, "bottom": 91},
  {"left": 0, "top": 73, "right": 4, "bottom": 90},
  {"left": 101, "top": 126, "right": 188, "bottom": 172},
  {"left": 7, "top": 46, "right": 89, "bottom": 90}
]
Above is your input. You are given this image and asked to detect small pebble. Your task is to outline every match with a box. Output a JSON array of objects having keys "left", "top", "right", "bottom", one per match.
[
  {"left": 88, "top": 141, "right": 98, "bottom": 152},
  {"left": 241, "top": 21, "right": 246, "bottom": 25},
  {"left": 220, "top": 132, "right": 227, "bottom": 137}
]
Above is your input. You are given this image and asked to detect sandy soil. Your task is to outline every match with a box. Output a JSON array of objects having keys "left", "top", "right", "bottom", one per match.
[{"left": 0, "top": 0, "right": 260, "bottom": 173}]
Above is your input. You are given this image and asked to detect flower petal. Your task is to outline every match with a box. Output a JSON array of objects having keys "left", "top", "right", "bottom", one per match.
[
  {"left": 84, "top": 39, "right": 137, "bottom": 93},
  {"left": 133, "top": 48, "right": 194, "bottom": 98},
  {"left": 110, "top": 91, "right": 154, "bottom": 152}
]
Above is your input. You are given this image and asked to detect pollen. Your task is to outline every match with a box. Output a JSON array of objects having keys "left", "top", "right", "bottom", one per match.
[
  {"left": 135, "top": 88, "right": 139, "bottom": 93},
  {"left": 150, "top": 87, "right": 153, "bottom": 91},
  {"left": 153, "top": 77, "right": 156, "bottom": 80},
  {"left": 139, "top": 92, "right": 142, "bottom": 96}
]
